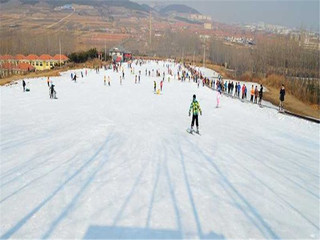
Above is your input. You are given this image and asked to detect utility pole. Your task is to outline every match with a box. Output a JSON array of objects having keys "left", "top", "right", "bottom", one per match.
[
  {"left": 182, "top": 48, "right": 184, "bottom": 64},
  {"left": 149, "top": 10, "right": 152, "bottom": 46},
  {"left": 193, "top": 51, "right": 195, "bottom": 66},
  {"left": 47, "top": 34, "right": 49, "bottom": 54},
  {"left": 59, "top": 38, "right": 61, "bottom": 67},
  {"left": 104, "top": 40, "right": 107, "bottom": 62},
  {"left": 203, "top": 37, "right": 206, "bottom": 68}
]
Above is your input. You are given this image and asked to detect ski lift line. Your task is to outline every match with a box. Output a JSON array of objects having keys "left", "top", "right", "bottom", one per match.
[
  {"left": 46, "top": 8, "right": 75, "bottom": 29},
  {"left": 204, "top": 85, "right": 320, "bottom": 124}
]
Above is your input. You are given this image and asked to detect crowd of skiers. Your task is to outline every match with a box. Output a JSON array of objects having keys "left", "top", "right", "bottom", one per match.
[
  {"left": 21, "top": 76, "right": 56, "bottom": 99},
  {"left": 213, "top": 80, "right": 264, "bottom": 105},
  {"left": 17, "top": 58, "right": 289, "bottom": 136},
  {"left": 20, "top": 59, "right": 286, "bottom": 114},
  {"left": 70, "top": 69, "right": 88, "bottom": 82},
  {"left": 101, "top": 59, "right": 176, "bottom": 92},
  {"left": 209, "top": 77, "right": 285, "bottom": 111}
]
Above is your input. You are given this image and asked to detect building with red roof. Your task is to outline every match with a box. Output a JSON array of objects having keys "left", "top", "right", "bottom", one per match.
[
  {"left": 53, "top": 54, "right": 69, "bottom": 61},
  {"left": 17, "top": 62, "right": 35, "bottom": 71},
  {"left": 14, "top": 54, "right": 28, "bottom": 65},
  {"left": 26, "top": 54, "right": 38, "bottom": 60},
  {"left": 0, "top": 53, "right": 68, "bottom": 77},
  {"left": 15, "top": 54, "right": 26, "bottom": 60},
  {"left": 39, "top": 54, "right": 52, "bottom": 60},
  {"left": 0, "top": 62, "right": 35, "bottom": 78},
  {"left": 52, "top": 54, "right": 69, "bottom": 66},
  {"left": 36, "top": 54, "right": 54, "bottom": 70},
  {"left": 0, "top": 62, "right": 14, "bottom": 70},
  {"left": 0, "top": 55, "right": 15, "bottom": 64}
]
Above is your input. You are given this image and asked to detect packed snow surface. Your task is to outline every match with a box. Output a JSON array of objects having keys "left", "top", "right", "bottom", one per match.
[{"left": 1, "top": 61, "right": 319, "bottom": 239}]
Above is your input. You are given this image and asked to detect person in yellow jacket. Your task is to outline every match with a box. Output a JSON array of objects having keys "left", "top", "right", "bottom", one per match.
[{"left": 188, "top": 94, "right": 202, "bottom": 133}]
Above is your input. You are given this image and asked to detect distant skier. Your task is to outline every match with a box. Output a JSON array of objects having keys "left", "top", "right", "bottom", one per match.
[
  {"left": 259, "top": 84, "right": 263, "bottom": 106},
  {"left": 160, "top": 80, "right": 163, "bottom": 91},
  {"left": 254, "top": 86, "right": 258, "bottom": 103},
  {"left": 188, "top": 94, "right": 202, "bottom": 133},
  {"left": 237, "top": 83, "right": 241, "bottom": 97},
  {"left": 22, "top": 80, "right": 26, "bottom": 92},
  {"left": 216, "top": 89, "right": 221, "bottom": 108},
  {"left": 49, "top": 83, "right": 56, "bottom": 99},
  {"left": 279, "top": 84, "right": 285, "bottom": 112},
  {"left": 241, "top": 84, "right": 245, "bottom": 99},
  {"left": 108, "top": 76, "right": 111, "bottom": 86},
  {"left": 250, "top": 85, "right": 254, "bottom": 102},
  {"left": 154, "top": 81, "right": 156, "bottom": 92},
  {"left": 244, "top": 85, "right": 247, "bottom": 99},
  {"left": 73, "top": 74, "right": 77, "bottom": 82},
  {"left": 81, "top": 71, "right": 83, "bottom": 78},
  {"left": 135, "top": 75, "right": 137, "bottom": 84},
  {"left": 47, "top": 77, "right": 50, "bottom": 87},
  {"left": 104, "top": 75, "right": 106, "bottom": 85},
  {"left": 235, "top": 82, "right": 238, "bottom": 97}
]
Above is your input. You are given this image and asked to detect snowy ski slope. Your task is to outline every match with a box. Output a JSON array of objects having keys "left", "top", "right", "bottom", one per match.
[{"left": 1, "top": 61, "right": 319, "bottom": 239}]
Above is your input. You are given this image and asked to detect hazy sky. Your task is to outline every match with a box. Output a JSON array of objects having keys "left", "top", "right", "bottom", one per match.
[{"left": 134, "top": 0, "right": 319, "bottom": 32}]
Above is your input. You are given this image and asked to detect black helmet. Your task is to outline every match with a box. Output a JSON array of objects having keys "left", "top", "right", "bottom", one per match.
[{"left": 193, "top": 94, "right": 196, "bottom": 99}]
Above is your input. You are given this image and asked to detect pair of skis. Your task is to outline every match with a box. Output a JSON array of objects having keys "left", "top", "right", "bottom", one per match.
[{"left": 186, "top": 128, "right": 201, "bottom": 135}]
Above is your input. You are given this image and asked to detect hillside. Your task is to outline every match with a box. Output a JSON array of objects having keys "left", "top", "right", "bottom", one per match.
[
  {"left": 1, "top": 60, "right": 319, "bottom": 239},
  {"left": 7, "top": 0, "right": 151, "bottom": 12},
  {"left": 159, "top": 4, "right": 200, "bottom": 15}
]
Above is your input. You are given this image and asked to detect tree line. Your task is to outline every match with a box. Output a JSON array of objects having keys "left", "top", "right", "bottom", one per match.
[
  {"left": 0, "top": 30, "right": 75, "bottom": 56},
  {"left": 209, "top": 36, "right": 319, "bottom": 79},
  {"left": 208, "top": 35, "right": 319, "bottom": 104},
  {"left": 68, "top": 48, "right": 99, "bottom": 63}
]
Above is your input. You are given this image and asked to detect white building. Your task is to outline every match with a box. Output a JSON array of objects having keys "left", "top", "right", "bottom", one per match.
[{"left": 204, "top": 23, "right": 212, "bottom": 30}]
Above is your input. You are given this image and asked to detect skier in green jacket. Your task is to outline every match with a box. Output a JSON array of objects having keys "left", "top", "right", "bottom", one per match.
[{"left": 189, "top": 94, "right": 202, "bottom": 133}]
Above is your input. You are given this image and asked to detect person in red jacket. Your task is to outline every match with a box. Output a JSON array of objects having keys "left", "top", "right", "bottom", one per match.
[
  {"left": 160, "top": 80, "right": 163, "bottom": 91},
  {"left": 241, "top": 84, "right": 246, "bottom": 99}
]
